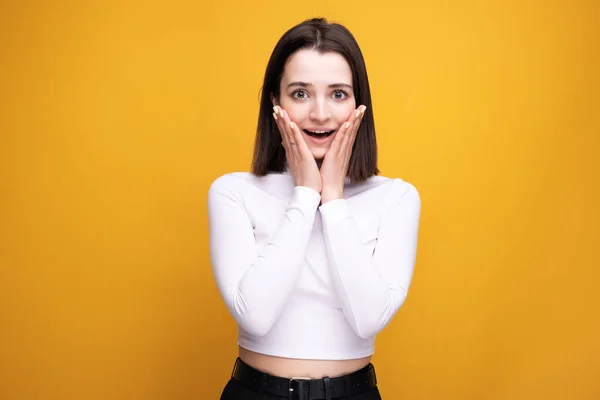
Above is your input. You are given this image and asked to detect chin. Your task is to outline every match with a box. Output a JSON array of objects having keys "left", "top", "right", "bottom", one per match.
[{"left": 310, "top": 149, "right": 328, "bottom": 160}]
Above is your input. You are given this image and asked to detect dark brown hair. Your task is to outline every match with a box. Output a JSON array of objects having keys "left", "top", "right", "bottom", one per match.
[{"left": 251, "top": 17, "right": 379, "bottom": 183}]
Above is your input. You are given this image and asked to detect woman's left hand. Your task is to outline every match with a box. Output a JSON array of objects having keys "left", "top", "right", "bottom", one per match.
[{"left": 320, "top": 105, "right": 366, "bottom": 204}]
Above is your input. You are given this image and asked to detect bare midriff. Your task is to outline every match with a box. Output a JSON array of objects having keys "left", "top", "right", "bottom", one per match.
[{"left": 239, "top": 346, "right": 371, "bottom": 379}]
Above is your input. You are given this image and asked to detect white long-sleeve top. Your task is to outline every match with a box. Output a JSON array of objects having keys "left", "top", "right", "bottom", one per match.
[{"left": 207, "top": 170, "right": 421, "bottom": 360}]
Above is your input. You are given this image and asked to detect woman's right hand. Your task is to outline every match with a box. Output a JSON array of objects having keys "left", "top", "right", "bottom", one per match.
[{"left": 273, "top": 106, "right": 322, "bottom": 194}]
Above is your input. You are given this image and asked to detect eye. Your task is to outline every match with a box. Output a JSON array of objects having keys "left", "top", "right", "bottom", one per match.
[
  {"left": 291, "top": 90, "right": 308, "bottom": 100},
  {"left": 332, "top": 90, "right": 349, "bottom": 100}
]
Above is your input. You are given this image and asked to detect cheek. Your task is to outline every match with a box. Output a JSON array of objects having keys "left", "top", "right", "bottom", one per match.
[
  {"left": 335, "top": 105, "right": 356, "bottom": 122},
  {"left": 278, "top": 101, "right": 301, "bottom": 120},
  {"left": 279, "top": 98, "right": 297, "bottom": 110},
  {"left": 279, "top": 100, "right": 297, "bottom": 115}
]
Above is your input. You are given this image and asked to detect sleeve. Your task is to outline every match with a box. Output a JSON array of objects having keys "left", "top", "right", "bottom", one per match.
[
  {"left": 207, "top": 174, "right": 321, "bottom": 337},
  {"left": 318, "top": 181, "right": 421, "bottom": 339}
]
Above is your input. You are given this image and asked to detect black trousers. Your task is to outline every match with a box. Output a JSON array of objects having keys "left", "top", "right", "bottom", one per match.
[{"left": 219, "top": 358, "right": 383, "bottom": 400}]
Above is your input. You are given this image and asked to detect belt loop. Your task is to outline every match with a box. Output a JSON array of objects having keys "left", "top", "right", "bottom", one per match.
[{"left": 323, "top": 376, "right": 332, "bottom": 400}]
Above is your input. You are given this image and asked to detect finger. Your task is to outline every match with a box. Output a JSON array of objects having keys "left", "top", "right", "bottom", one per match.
[
  {"left": 329, "top": 121, "right": 351, "bottom": 156},
  {"left": 273, "top": 108, "right": 299, "bottom": 177},
  {"left": 273, "top": 106, "right": 292, "bottom": 150},
  {"left": 280, "top": 109, "right": 293, "bottom": 139},
  {"left": 272, "top": 106, "right": 285, "bottom": 144},
  {"left": 350, "top": 105, "right": 366, "bottom": 136},
  {"left": 277, "top": 107, "right": 303, "bottom": 158},
  {"left": 343, "top": 105, "right": 366, "bottom": 151},
  {"left": 289, "top": 121, "right": 307, "bottom": 154},
  {"left": 338, "top": 105, "right": 363, "bottom": 153}
]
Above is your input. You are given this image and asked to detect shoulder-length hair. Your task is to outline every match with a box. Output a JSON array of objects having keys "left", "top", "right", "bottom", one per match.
[{"left": 251, "top": 17, "right": 379, "bottom": 183}]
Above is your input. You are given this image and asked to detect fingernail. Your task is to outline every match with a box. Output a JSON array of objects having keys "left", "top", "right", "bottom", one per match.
[
  {"left": 273, "top": 106, "right": 278, "bottom": 113},
  {"left": 355, "top": 109, "right": 361, "bottom": 118},
  {"left": 280, "top": 110, "right": 285, "bottom": 118},
  {"left": 290, "top": 121, "right": 296, "bottom": 130},
  {"left": 361, "top": 106, "right": 367, "bottom": 115},
  {"left": 344, "top": 122, "right": 350, "bottom": 129},
  {"left": 273, "top": 112, "right": 278, "bottom": 120}
]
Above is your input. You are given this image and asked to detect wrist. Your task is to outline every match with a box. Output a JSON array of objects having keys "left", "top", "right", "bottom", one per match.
[{"left": 320, "top": 187, "right": 344, "bottom": 204}]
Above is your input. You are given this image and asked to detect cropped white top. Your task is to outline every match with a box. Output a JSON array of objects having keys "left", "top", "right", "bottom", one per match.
[{"left": 207, "top": 171, "right": 421, "bottom": 360}]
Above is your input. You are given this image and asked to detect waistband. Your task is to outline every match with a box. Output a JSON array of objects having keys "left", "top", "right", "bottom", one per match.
[{"left": 230, "top": 357, "right": 377, "bottom": 400}]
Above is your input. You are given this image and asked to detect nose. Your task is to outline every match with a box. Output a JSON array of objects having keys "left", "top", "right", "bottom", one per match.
[{"left": 308, "top": 98, "right": 331, "bottom": 122}]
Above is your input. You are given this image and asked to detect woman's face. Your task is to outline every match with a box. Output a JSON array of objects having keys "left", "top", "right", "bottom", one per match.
[{"left": 275, "top": 49, "right": 356, "bottom": 160}]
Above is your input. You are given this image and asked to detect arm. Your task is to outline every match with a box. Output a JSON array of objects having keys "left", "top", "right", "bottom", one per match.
[
  {"left": 208, "top": 175, "right": 321, "bottom": 337},
  {"left": 319, "top": 181, "right": 421, "bottom": 339}
]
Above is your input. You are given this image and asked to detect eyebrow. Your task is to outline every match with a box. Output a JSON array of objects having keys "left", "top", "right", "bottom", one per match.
[{"left": 286, "top": 81, "right": 353, "bottom": 90}]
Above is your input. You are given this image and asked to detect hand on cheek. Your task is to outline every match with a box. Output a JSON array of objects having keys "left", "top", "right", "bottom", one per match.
[
  {"left": 272, "top": 106, "right": 322, "bottom": 194},
  {"left": 320, "top": 105, "right": 366, "bottom": 204}
]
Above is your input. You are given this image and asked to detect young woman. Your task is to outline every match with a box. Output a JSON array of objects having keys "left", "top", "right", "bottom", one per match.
[{"left": 208, "top": 17, "right": 421, "bottom": 400}]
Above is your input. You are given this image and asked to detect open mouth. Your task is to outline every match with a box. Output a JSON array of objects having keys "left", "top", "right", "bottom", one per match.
[{"left": 303, "top": 129, "right": 336, "bottom": 139}]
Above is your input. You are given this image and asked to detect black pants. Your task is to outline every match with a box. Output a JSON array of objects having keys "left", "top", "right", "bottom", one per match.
[{"left": 219, "top": 358, "right": 383, "bottom": 400}]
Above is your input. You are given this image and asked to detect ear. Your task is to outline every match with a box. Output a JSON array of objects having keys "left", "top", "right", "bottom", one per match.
[{"left": 270, "top": 93, "right": 279, "bottom": 107}]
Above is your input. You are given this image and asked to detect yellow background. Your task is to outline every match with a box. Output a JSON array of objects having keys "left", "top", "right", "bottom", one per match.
[{"left": 1, "top": 0, "right": 599, "bottom": 399}]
